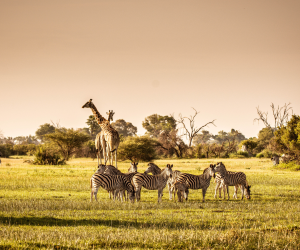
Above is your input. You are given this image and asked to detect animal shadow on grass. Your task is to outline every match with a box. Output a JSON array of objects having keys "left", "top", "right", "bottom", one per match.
[{"left": 0, "top": 216, "right": 211, "bottom": 230}]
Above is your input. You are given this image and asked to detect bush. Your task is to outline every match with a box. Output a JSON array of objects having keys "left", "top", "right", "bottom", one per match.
[
  {"left": 229, "top": 153, "right": 247, "bottom": 159},
  {"left": 273, "top": 162, "right": 300, "bottom": 171},
  {"left": 118, "top": 136, "right": 157, "bottom": 162},
  {"left": 256, "top": 149, "right": 273, "bottom": 158},
  {"left": 33, "top": 146, "right": 66, "bottom": 165}
]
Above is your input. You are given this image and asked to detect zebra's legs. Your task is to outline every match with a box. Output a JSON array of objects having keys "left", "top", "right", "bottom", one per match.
[
  {"left": 226, "top": 185, "right": 229, "bottom": 200},
  {"left": 158, "top": 188, "right": 163, "bottom": 203},
  {"left": 219, "top": 186, "right": 222, "bottom": 198},
  {"left": 214, "top": 182, "right": 220, "bottom": 198},
  {"left": 135, "top": 188, "right": 141, "bottom": 202},
  {"left": 168, "top": 182, "right": 173, "bottom": 200},
  {"left": 202, "top": 188, "right": 207, "bottom": 202},
  {"left": 92, "top": 188, "right": 99, "bottom": 202},
  {"left": 233, "top": 185, "right": 239, "bottom": 199},
  {"left": 240, "top": 185, "right": 245, "bottom": 200}
]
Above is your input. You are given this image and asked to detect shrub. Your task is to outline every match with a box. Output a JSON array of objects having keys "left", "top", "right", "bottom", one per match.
[
  {"left": 33, "top": 146, "right": 66, "bottom": 165},
  {"left": 237, "top": 150, "right": 249, "bottom": 157},
  {"left": 256, "top": 149, "right": 273, "bottom": 158},
  {"left": 229, "top": 153, "right": 247, "bottom": 159},
  {"left": 273, "top": 162, "right": 300, "bottom": 171},
  {"left": 118, "top": 136, "right": 157, "bottom": 162}
]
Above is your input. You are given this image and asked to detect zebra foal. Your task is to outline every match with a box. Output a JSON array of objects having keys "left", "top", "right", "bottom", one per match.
[
  {"left": 90, "top": 173, "right": 135, "bottom": 202},
  {"left": 132, "top": 164, "right": 173, "bottom": 202},
  {"left": 170, "top": 181, "right": 189, "bottom": 202},
  {"left": 214, "top": 162, "right": 251, "bottom": 200}
]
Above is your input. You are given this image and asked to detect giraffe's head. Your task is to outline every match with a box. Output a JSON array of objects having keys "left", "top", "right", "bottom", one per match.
[
  {"left": 82, "top": 99, "right": 93, "bottom": 109},
  {"left": 106, "top": 110, "right": 115, "bottom": 122}
]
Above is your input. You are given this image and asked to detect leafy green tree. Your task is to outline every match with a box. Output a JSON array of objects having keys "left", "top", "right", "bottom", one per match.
[
  {"left": 44, "top": 128, "right": 90, "bottom": 161},
  {"left": 118, "top": 136, "right": 157, "bottom": 162},
  {"left": 256, "top": 127, "right": 274, "bottom": 152},
  {"left": 270, "top": 115, "right": 300, "bottom": 163},
  {"left": 86, "top": 115, "right": 101, "bottom": 140},
  {"left": 111, "top": 119, "right": 137, "bottom": 137},
  {"left": 142, "top": 114, "right": 176, "bottom": 138},
  {"left": 35, "top": 123, "right": 55, "bottom": 142},
  {"left": 239, "top": 139, "right": 258, "bottom": 155},
  {"left": 193, "top": 130, "right": 212, "bottom": 146}
]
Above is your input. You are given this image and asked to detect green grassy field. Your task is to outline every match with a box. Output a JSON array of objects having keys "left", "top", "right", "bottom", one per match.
[{"left": 0, "top": 157, "right": 300, "bottom": 249}]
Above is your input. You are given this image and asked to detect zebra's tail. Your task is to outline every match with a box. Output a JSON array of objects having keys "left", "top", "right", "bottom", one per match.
[{"left": 90, "top": 177, "right": 93, "bottom": 189}]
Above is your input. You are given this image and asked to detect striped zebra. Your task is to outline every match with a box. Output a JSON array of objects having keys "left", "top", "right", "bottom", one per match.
[
  {"left": 128, "top": 162, "right": 138, "bottom": 173},
  {"left": 144, "top": 162, "right": 181, "bottom": 200},
  {"left": 175, "top": 164, "right": 216, "bottom": 202},
  {"left": 214, "top": 171, "right": 239, "bottom": 199},
  {"left": 132, "top": 164, "right": 173, "bottom": 202},
  {"left": 90, "top": 173, "right": 135, "bottom": 202},
  {"left": 96, "top": 164, "right": 107, "bottom": 174},
  {"left": 214, "top": 162, "right": 251, "bottom": 200},
  {"left": 104, "top": 164, "right": 138, "bottom": 200},
  {"left": 170, "top": 181, "right": 189, "bottom": 202}
]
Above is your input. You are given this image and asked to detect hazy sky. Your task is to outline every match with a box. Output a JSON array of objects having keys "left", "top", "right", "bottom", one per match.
[{"left": 1, "top": 0, "right": 299, "bottom": 139}]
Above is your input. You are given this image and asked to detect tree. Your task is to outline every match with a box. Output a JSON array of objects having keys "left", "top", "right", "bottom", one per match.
[
  {"left": 35, "top": 123, "right": 55, "bottom": 142},
  {"left": 157, "top": 129, "right": 187, "bottom": 158},
  {"left": 192, "top": 130, "right": 212, "bottom": 146},
  {"left": 256, "top": 127, "right": 274, "bottom": 152},
  {"left": 142, "top": 114, "right": 176, "bottom": 138},
  {"left": 44, "top": 128, "right": 90, "bottom": 161},
  {"left": 177, "top": 108, "right": 216, "bottom": 147},
  {"left": 86, "top": 115, "right": 101, "bottom": 140},
  {"left": 111, "top": 119, "right": 137, "bottom": 137},
  {"left": 254, "top": 103, "right": 293, "bottom": 132},
  {"left": 270, "top": 115, "right": 300, "bottom": 163},
  {"left": 118, "top": 136, "right": 157, "bottom": 162}
]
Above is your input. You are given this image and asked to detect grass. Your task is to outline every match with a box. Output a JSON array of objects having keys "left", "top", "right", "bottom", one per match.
[{"left": 0, "top": 157, "right": 300, "bottom": 249}]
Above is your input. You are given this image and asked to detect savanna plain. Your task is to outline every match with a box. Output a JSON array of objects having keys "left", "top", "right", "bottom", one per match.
[{"left": 0, "top": 157, "right": 300, "bottom": 249}]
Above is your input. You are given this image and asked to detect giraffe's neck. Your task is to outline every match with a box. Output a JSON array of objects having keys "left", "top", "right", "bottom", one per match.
[{"left": 90, "top": 104, "right": 108, "bottom": 129}]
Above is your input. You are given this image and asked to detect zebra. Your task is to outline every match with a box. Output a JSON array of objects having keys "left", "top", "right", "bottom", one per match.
[
  {"left": 103, "top": 164, "right": 138, "bottom": 200},
  {"left": 96, "top": 164, "right": 107, "bottom": 174},
  {"left": 175, "top": 164, "right": 216, "bottom": 202},
  {"left": 90, "top": 173, "right": 135, "bottom": 202},
  {"left": 170, "top": 181, "right": 189, "bottom": 202},
  {"left": 214, "top": 171, "right": 239, "bottom": 199},
  {"left": 214, "top": 162, "right": 251, "bottom": 200},
  {"left": 132, "top": 164, "right": 173, "bottom": 202},
  {"left": 144, "top": 162, "right": 181, "bottom": 200},
  {"left": 128, "top": 162, "right": 138, "bottom": 173}
]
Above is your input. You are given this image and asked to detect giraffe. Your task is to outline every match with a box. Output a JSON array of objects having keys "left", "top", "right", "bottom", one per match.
[
  {"left": 82, "top": 99, "right": 120, "bottom": 168},
  {"left": 95, "top": 110, "right": 115, "bottom": 166}
]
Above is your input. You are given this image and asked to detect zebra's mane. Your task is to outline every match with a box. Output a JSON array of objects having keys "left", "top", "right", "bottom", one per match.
[{"left": 145, "top": 163, "right": 161, "bottom": 175}]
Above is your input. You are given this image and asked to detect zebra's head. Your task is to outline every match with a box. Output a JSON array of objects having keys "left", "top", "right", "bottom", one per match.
[
  {"left": 214, "top": 162, "right": 226, "bottom": 173},
  {"left": 244, "top": 185, "right": 251, "bottom": 199},
  {"left": 165, "top": 164, "right": 173, "bottom": 178},
  {"left": 96, "top": 164, "right": 106, "bottom": 174},
  {"left": 128, "top": 189, "right": 135, "bottom": 203},
  {"left": 128, "top": 162, "right": 138, "bottom": 173}
]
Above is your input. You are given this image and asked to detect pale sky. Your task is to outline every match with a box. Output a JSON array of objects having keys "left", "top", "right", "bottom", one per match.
[{"left": 1, "top": 0, "right": 299, "bottom": 139}]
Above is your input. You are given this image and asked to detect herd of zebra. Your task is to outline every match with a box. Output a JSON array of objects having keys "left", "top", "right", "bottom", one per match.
[{"left": 90, "top": 162, "right": 251, "bottom": 203}]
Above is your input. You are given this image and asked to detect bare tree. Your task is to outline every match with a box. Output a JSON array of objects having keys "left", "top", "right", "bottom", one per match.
[
  {"left": 254, "top": 103, "right": 293, "bottom": 131},
  {"left": 177, "top": 108, "right": 216, "bottom": 147}
]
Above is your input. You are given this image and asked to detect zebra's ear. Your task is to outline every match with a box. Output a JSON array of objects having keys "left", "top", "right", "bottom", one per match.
[
  {"left": 136, "top": 162, "right": 138, "bottom": 166},
  {"left": 170, "top": 164, "right": 173, "bottom": 168}
]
